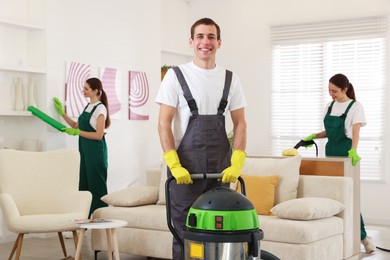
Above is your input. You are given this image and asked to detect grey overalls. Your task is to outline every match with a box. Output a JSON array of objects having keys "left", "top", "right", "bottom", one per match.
[
  {"left": 324, "top": 100, "right": 367, "bottom": 240},
  {"left": 169, "top": 66, "right": 232, "bottom": 259},
  {"left": 78, "top": 103, "right": 108, "bottom": 217}
]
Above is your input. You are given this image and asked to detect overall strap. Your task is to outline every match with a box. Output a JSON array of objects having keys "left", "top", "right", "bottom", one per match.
[
  {"left": 339, "top": 100, "right": 355, "bottom": 119},
  {"left": 344, "top": 100, "right": 356, "bottom": 115},
  {"left": 327, "top": 101, "right": 335, "bottom": 114},
  {"left": 82, "top": 103, "right": 90, "bottom": 113},
  {"left": 173, "top": 66, "right": 198, "bottom": 116},
  {"left": 83, "top": 102, "right": 102, "bottom": 114},
  {"left": 218, "top": 70, "right": 233, "bottom": 115}
]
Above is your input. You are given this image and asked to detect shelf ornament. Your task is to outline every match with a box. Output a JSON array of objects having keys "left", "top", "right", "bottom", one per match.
[{"left": 14, "top": 77, "right": 25, "bottom": 111}]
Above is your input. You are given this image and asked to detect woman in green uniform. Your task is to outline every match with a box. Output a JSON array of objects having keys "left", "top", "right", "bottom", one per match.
[
  {"left": 54, "top": 78, "right": 110, "bottom": 217},
  {"left": 304, "top": 73, "right": 375, "bottom": 254}
]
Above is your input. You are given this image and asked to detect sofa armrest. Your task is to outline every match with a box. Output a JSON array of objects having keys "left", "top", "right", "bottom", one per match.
[
  {"left": 297, "top": 175, "right": 354, "bottom": 258},
  {"left": 297, "top": 175, "right": 352, "bottom": 202}
]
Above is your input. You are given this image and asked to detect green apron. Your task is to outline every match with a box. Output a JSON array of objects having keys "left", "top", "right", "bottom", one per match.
[
  {"left": 324, "top": 100, "right": 355, "bottom": 156},
  {"left": 78, "top": 103, "right": 108, "bottom": 217},
  {"left": 323, "top": 100, "right": 367, "bottom": 240}
]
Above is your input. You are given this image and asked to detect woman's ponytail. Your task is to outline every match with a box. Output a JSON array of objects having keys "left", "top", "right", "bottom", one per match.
[{"left": 100, "top": 89, "right": 111, "bottom": 128}]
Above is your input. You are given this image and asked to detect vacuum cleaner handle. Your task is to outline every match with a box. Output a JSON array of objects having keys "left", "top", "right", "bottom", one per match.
[
  {"left": 293, "top": 139, "right": 319, "bottom": 157},
  {"left": 165, "top": 176, "right": 185, "bottom": 260},
  {"left": 190, "top": 173, "right": 246, "bottom": 195},
  {"left": 293, "top": 139, "right": 314, "bottom": 149}
]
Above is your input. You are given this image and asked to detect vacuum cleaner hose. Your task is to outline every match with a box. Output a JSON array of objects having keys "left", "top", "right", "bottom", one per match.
[{"left": 261, "top": 249, "right": 281, "bottom": 260}]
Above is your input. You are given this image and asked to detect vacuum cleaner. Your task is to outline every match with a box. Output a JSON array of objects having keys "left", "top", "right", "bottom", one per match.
[
  {"left": 282, "top": 139, "right": 318, "bottom": 157},
  {"left": 166, "top": 173, "right": 280, "bottom": 260},
  {"left": 294, "top": 140, "right": 318, "bottom": 156}
]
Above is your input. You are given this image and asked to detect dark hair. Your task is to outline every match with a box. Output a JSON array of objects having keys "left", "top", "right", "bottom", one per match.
[
  {"left": 329, "top": 73, "right": 356, "bottom": 100},
  {"left": 190, "top": 18, "right": 221, "bottom": 40},
  {"left": 86, "top": 77, "right": 111, "bottom": 128}
]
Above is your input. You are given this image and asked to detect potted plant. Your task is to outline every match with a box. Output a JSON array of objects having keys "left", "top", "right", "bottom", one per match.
[{"left": 161, "top": 65, "right": 174, "bottom": 81}]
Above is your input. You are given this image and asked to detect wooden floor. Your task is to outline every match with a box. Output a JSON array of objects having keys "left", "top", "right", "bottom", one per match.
[
  {"left": 0, "top": 230, "right": 163, "bottom": 260},
  {"left": 0, "top": 225, "right": 389, "bottom": 259}
]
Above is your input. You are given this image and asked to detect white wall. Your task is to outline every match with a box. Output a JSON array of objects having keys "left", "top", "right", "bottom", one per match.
[
  {"left": 0, "top": 0, "right": 164, "bottom": 242},
  {"left": 162, "top": 0, "right": 390, "bottom": 225},
  {"left": 45, "top": 0, "right": 163, "bottom": 192}
]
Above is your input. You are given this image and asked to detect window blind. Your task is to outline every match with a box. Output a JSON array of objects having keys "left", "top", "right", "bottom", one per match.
[{"left": 270, "top": 16, "right": 387, "bottom": 180}]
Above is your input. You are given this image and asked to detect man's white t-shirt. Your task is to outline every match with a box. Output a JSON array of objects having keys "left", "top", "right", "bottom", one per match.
[
  {"left": 155, "top": 62, "right": 247, "bottom": 148},
  {"left": 83, "top": 102, "right": 107, "bottom": 130},
  {"left": 323, "top": 100, "right": 366, "bottom": 139}
]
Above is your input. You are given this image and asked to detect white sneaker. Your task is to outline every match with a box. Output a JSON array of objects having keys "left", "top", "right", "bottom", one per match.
[{"left": 362, "top": 236, "right": 375, "bottom": 254}]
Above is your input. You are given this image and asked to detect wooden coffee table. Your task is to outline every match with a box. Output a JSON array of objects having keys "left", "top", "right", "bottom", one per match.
[{"left": 74, "top": 219, "right": 127, "bottom": 260}]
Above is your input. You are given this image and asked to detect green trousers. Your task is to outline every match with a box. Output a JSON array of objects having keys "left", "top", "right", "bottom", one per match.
[{"left": 361, "top": 213, "right": 367, "bottom": 240}]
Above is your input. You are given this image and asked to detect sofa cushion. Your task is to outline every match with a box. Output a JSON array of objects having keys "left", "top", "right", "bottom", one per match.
[
  {"left": 259, "top": 215, "right": 343, "bottom": 244},
  {"left": 242, "top": 156, "right": 301, "bottom": 204},
  {"left": 238, "top": 175, "right": 279, "bottom": 215},
  {"left": 156, "top": 161, "right": 167, "bottom": 205},
  {"left": 93, "top": 205, "right": 169, "bottom": 232},
  {"left": 101, "top": 186, "right": 158, "bottom": 207},
  {"left": 270, "top": 197, "right": 345, "bottom": 220}
]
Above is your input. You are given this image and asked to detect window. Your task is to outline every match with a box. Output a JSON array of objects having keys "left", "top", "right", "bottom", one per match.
[{"left": 270, "top": 16, "right": 387, "bottom": 180}]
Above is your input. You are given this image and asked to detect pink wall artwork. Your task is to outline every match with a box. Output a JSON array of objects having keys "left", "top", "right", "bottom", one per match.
[
  {"left": 100, "top": 67, "right": 122, "bottom": 119},
  {"left": 128, "top": 71, "right": 149, "bottom": 120},
  {"left": 65, "top": 61, "right": 91, "bottom": 117}
]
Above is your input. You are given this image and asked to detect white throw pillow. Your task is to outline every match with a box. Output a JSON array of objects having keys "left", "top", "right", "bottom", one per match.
[
  {"left": 242, "top": 156, "right": 301, "bottom": 204},
  {"left": 101, "top": 186, "right": 159, "bottom": 207},
  {"left": 270, "top": 197, "right": 345, "bottom": 220},
  {"left": 156, "top": 161, "right": 168, "bottom": 205}
]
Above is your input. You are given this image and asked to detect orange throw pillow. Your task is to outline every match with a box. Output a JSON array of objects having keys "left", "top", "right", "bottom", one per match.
[{"left": 237, "top": 175, "right": 279, "bottom": 215}]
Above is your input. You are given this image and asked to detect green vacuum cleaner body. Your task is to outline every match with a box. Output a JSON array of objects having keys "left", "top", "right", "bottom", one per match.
[{"left": 183, "top": 186, "right": 263, "bottom": 259}]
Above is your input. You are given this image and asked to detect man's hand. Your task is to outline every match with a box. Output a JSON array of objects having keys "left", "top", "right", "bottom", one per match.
[
  {"left": 62, "top": 128, "right": 80, "bottom": 136},
  {"left": 222, "top": 150, "right": 246, "bottom": 183},
  {"left": 163, "top": 150, "right": 192, "bottom": 184},
  {"left": 348, "top": 148, "right": 361, "bottom": 166}
]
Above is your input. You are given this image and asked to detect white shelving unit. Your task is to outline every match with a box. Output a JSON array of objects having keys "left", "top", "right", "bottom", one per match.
[
  {"left": 161, "top": 48, "right": 193, "bottom": 67},
  {"left": 0, "top": 1, "right": 47, "bottom": 150},
  {"left": 0, "top": 111, "right": 32, "bottom": 117},
  {"left": 0, "top": 16, "right": 46, "bottom": 115},
  {"left": 0, "top": 64, "right": 46, "bottom": 74},
  {"left": 161, "top": 48, "right": 193, "bottom": 57}
]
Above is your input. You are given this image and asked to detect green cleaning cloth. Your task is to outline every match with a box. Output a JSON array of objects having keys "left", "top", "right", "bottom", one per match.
[{"left": 27, "top": 106, "right": 66, "bottom": 132}]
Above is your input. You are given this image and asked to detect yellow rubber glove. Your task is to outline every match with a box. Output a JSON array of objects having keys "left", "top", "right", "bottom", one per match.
[
  {"left": 53, "top": 97, "right": 65, "bottom": 116},
  {"left": 222, "top": 150, "right": 246, "bottom": 183},
  {"left": 163, "top": 150, "right": 193, "bottom": 185},
  {"left": 348, "top": 148, "right": 361, "bottom": 166}
]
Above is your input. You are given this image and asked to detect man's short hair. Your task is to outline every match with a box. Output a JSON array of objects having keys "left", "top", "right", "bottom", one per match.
[{"left": 190, "top": 18, "right": 221, "bottom": 40}]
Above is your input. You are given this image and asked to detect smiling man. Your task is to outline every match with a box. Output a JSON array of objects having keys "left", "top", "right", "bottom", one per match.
[{"left": 156, "top": 17, "right": 247, "bottom": 259}]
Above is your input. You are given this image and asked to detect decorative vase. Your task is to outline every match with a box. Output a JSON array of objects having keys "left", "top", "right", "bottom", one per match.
[
  {"left": 14, "top": 77, "right": 24, "bottom": 111},
  {"left": 27, "top": 79, "right": 37, "bottom": 107}
]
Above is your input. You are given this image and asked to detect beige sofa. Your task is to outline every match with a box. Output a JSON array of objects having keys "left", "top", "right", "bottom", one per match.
[{"left": 91, "top": 156, "right": 357, "bottom": 260}]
